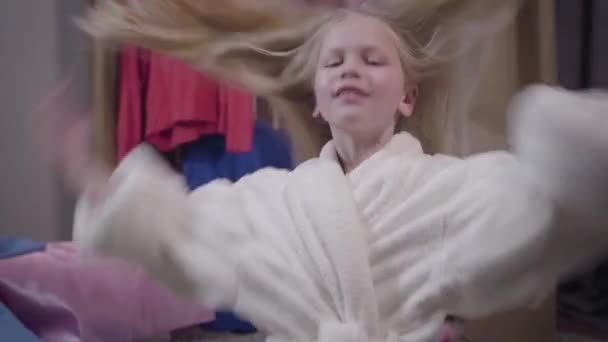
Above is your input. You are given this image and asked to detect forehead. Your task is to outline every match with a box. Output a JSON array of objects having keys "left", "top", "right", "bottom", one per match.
[{"left": 320, "top": 13, "right": 400, "bottom": 54}]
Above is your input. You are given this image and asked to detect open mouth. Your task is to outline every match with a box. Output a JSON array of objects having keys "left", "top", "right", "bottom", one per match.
[{"left": 334, "top": 86, "right": 370, "bottom": 98}]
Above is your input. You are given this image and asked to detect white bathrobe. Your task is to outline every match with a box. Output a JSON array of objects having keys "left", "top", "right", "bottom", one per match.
[{"left": 73, "top": 85, "right": 608, "bottom": 342}]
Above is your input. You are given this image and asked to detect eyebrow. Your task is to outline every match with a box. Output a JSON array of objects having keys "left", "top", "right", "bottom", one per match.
[{"left": 326, "top": 44, "right": 385, "bottom": 55}]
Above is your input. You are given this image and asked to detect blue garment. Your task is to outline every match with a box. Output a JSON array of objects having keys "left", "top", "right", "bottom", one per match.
[
  {"left": 182, "top": 121, "right": 293, "bottom": 187},
  {"left": 0, "top": 303, "right": 42, "bottom": 342},
  {"left": 181, "top": 121, "right": 293, "bottom": 333},
  {"left": 0, "top": 237, "right": 45, "bottom": 260}
]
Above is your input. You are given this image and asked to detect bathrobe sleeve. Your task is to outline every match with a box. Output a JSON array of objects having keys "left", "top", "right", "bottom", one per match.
[
  {"left": 402, "top": 85, "right": 608, "bottom": 321},
  {"left": 72, "top": 144, "right": 252, "bottom": 304},
  {"left": 72, "top": 144, "right": 335, "bottom": 341}
]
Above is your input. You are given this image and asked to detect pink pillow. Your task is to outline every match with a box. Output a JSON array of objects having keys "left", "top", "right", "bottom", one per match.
[{"left": 0, "top": 242, "right": 213, "bottom": 342}]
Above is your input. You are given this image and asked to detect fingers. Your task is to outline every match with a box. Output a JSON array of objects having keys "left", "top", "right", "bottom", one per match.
[
  {"left": 32, "top": 62, "right": 110, "bottom": 194},
  {"left": 62, "top": 114, "right": 111, "bottom": 194},
  {"left": 32, "top": 64, "right": 82, "bottom": 166}
]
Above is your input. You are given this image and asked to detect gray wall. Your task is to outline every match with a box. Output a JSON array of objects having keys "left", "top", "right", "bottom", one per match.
[{"left": 0, "top": 0, "right": 89, "bottom": 241}]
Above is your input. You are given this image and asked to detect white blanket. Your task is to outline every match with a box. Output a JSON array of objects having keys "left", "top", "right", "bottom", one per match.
[{"left": 74, "top": 85, "right": 608, "bottom": 342}]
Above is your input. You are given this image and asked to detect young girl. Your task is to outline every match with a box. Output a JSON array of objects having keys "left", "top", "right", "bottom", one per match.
[{"left": 52, "top": 0, "right": 608, "bottom": 341}]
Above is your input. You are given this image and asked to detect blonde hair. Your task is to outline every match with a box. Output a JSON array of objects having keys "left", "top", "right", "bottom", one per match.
[{"left": 78, "top": 0, "right": 523, "bottom": 160}]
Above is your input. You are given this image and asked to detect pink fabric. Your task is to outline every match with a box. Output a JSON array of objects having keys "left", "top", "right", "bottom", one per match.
[
  {"left": 0, "top": 242, "right": 213, "bottom": 342},
  {"left": 438, "top": 319, "right": 465, "bottom": 342},
  {"left": 438, "top": 325, "right": 457, "bottom": 342},
  {"left": 0, "top": 280, "right": 81, "bottom": 341}
]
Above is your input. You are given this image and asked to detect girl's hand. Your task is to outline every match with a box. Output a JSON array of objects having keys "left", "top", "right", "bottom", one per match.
[{"left": 32, "top": 68, "right": 111, "bottom": 198}]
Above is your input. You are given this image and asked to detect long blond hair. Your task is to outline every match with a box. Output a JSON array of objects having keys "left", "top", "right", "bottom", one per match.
[{"left": 78, "top": 0, "right": 522, "bottom": 160}]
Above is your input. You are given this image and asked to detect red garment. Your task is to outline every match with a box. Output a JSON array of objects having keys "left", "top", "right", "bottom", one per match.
[{"left": 116, "top": 46, "right": 255, "bottom": 161}]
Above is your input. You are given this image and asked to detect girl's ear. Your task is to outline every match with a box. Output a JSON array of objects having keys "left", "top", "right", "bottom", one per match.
[{"left": 398, "top": 86, "right": 418, "bottom": 118}]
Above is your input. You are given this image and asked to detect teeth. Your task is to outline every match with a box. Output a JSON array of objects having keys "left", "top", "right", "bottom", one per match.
[{"left": 336, "top": 88, "right": 366, "bottom": 97}]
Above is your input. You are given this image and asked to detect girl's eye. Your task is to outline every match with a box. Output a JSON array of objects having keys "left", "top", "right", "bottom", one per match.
[
  {"left": 364, "top": 48, "right": 387, "bottom": 66},
  {"left": 366, "top": 55, "right": 386, "bottom": 66},
  {"left": 325, "top": 58, "right": 342, "bottom": 67}
]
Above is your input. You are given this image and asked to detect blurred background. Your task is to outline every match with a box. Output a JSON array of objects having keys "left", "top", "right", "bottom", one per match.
[
  {"left": 1, "top": 0, "right": 90, "bottom": 241},
  {"left": 0, "top": 0, "right": 606, "bottom": 341}
]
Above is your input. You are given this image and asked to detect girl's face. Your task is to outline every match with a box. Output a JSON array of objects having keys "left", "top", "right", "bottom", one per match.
[{"left": 314, "top": 12, "right": 415, "bottom": 138}]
